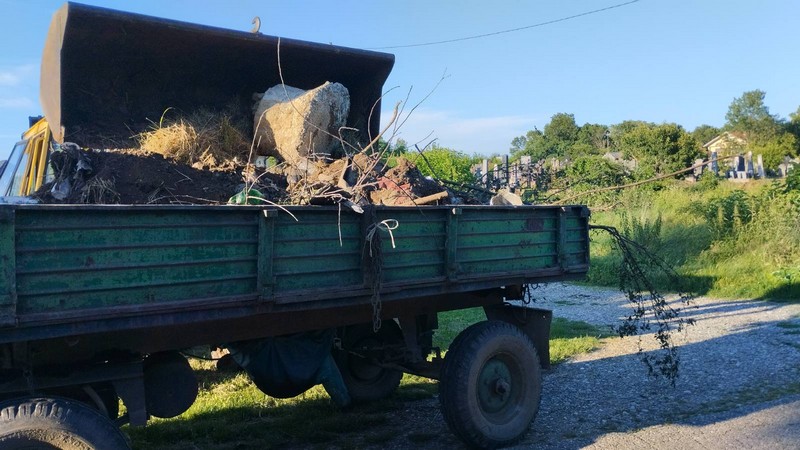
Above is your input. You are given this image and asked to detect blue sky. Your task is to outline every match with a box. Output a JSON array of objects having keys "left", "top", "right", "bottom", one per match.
[{"left": 0, "top": 0, "right": 798, "bottom": 160}]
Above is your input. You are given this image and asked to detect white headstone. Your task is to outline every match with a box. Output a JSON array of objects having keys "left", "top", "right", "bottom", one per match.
[{"left": 694, "top": 158, "right": 705, "bottom": 177}]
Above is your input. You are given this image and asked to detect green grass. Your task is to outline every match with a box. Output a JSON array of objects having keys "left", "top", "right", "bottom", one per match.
[
  {"left": 549, "top": 315, "right": 609, "bottom": 364},
  {"left": 585, "top": 179, "right": 800, "bottom": 300},
  {"left": 126, "top": 310, "right": 606, "bottom": 449}
]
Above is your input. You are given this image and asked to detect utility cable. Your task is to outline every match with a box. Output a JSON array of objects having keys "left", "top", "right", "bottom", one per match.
[{"left": 369, "top": 0, "right": 641, "bottom": 50}]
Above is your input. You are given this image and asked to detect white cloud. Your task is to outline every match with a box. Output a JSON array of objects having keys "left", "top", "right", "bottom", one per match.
[
  {"left": 0, "top": 64, "right": 37, "bottom": 87},
  {"left": 382, "top": 108, "right": 541, "bottom": 155},
  {"left": 0, "top": 97, "right": 35, "bottom": 109}
]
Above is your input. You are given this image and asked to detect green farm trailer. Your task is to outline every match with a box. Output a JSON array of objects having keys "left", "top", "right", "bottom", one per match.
[
  {"left": 0, "top": 4, "right": 591, "bottom": 448},
  {"left": 0, "top": 204, "right": 590, "bottom": 448}
]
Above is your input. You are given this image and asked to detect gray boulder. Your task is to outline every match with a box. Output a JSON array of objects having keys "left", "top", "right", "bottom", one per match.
[{"left": 253, "top": 82, "right": 350, "bottom": 165}]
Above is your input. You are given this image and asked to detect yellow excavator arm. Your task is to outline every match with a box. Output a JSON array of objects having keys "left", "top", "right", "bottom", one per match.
[{"left": 0, "top": 118, "right": 52, "bottom": 198}]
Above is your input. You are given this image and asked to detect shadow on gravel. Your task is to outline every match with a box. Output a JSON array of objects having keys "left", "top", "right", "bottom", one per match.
[
  {"left": 528, "top": 300, "right": 800, "bottom": 449},
  {"left": 680, "top": 298, "right": 787, "bottom": 324}
]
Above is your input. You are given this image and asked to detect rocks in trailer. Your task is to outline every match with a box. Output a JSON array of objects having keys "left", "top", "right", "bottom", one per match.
[
  {"left": 253, "top": 82, "right": 350, "bottom": 165},
  {"left": 489, "top": 189, "right": 523, "bottom": 206}
]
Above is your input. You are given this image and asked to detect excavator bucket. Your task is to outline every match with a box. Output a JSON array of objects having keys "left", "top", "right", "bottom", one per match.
[{"left": 40, "top": 2, "right": 395, "bottom": 148}]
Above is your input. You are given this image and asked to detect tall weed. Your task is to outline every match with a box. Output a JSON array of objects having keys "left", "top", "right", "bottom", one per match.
[
  {"left": 698, "top": 190, "right": 753, "bottom": 239},
  {"left": 587, "top": 178, "right": 800, "bottom": 300},
  {"left": 620, "top": 211, "right": 663, "bottom": 252}
]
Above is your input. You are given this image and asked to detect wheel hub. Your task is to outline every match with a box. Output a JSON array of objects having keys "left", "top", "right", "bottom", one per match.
[{"left": 477, "top": 358, "right": 513, "bottom": 414}]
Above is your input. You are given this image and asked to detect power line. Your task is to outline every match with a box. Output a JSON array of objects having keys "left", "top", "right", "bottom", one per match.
[{"left": 368, "top": 0, "right": 641, "bottom": 50}]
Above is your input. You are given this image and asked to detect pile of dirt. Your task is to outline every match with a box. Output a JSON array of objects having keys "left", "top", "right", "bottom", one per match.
[
  {"left": 33, "top": 147, "right": 286, "bottom": 205},
  {"left": 33, "top": 143, "right": 452, "bottom": 208}
]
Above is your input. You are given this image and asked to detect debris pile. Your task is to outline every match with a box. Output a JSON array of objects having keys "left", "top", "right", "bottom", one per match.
[{"left": 32, "top": 82, "right": 469, "bottom": 208}]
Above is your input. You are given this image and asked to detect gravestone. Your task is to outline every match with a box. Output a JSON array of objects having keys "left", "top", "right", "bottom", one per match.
[
  {"left": 756, "top": 154, "right": 765, "bottom": 178},
  {"left": 778, "top": 163, "right": 788, "bottom": 177},
  {"left": 694, "top": 158, "right": 705, "bottom": 177},
  {"left": 710, "top": 150, "right": 719, "bottom": 175}
]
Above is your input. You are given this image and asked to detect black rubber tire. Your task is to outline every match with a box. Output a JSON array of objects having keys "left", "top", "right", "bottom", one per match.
[
  {"left": 333, "top": 321, "right": 404, "bottom": 403},
  {"left": 439, "top": 321, "right": 542, "bottom": 449},
  {"left": 0, "top": 396, "right": 131, "bottom": 449}
]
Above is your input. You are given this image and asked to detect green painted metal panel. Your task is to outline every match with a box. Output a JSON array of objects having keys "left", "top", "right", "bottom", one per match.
[
  {"left": 13, "top": 208, "right": 260, "bottom": 315},
  {"left": 369, "top": 208, "right": 448, "bottom": 284},
  {"left": 0, "top": 208, "right": 16, "bottom": 326},
  {"left": 271, "top": 210, "right": 363, "bottom": 293},
  {"left": 17, "top": 275, "right": 257, "bottom": 314},
  {"left": 454, "top": 207, "right": 568, "bottom": 278},
  {"left": 459, "top": 255, "right": 558, "bottom": 274},
  {"left": 17, "top": 243, "right": 256, "bottom": 273},
  {"left": 457, "top": 231, "right": 558, "bottom": 248},
  {"left": 1, "top": 204, "right": 590, "bottom": 324}
]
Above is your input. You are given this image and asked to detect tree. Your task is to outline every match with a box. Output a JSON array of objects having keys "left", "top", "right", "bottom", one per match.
[
  {"left": 406, "top": 144, "right": 477, "bottom": 184},
  {"left": 543, "top": 113, "right": 579, "bottom": 151},
  {"left": 724, "top": 90, "right": 781, "bottom": 143},
  {"left": 391, "top": 138, "right": 409, "bottom": 154},
  {"left": 577, "top": 123, "right": 610, "bottom": 153},
  {"left": 509, "top": 128, "right": 547, "bottom": 160},
  {"left": 691, "top": 124, "right": 721, "bottom": 150},
  {"left": 751, "top": 133, "right": 798, "bottom": 171},
  {"left": 615, "top": 122, "right": 701, "bottom": 177},
  {"left": 565, "top": 155, "right": 627, "bottom": 189},
  {"left": 787, "top": 105, "right": 800, "bottom": 138},
  {"left": 511, "top": 114, "right": 590, "bottom": 161},
  {"left": 609, "top": 120, "right": 651, "bottom": 152}
]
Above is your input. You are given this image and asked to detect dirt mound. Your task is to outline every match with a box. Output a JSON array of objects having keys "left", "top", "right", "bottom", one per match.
[
  {"left": 34, "top": 148, "right": 285, "bottom": 205},
  {"left": 33, "top": 143, "right": 456, "bottom": 207}
]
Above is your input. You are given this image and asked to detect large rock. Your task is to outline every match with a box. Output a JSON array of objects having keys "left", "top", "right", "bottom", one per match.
[{"left": 253, "top": 82, "right": 350, "bottom": 165}]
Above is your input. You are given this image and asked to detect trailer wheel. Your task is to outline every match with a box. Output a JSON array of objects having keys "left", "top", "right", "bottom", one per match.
[
  {"left": 334, "top": 322, "right": 404, "bottom": 402},
  {"left": 439, "top": 321, "right": 542, "bottom": 449},
  {"left": 0, "top": 396, "right": 131, "bottom": 449}
]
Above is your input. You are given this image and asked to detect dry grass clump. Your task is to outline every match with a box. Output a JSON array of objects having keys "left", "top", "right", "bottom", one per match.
[
  {"left": 138, "top": 108, "right": 251, "bottom": 166},
  {"left": 80, "top": 177, "right": 120, "bottom": 204}
]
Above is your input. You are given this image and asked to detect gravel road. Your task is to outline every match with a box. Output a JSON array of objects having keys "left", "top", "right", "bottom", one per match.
[
  {"left": 385, "top": 283, "right": 800, "bottom": 449},
  {"left": 521, "top": 283, "right": 800, "bottom": 449}
]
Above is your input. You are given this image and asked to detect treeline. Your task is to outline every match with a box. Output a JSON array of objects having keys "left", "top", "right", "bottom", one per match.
[
  {"left": 385, "top": 90, "right": 799, "bottom": 196},
  {"left": 510, "top": 89, "right": 799, "bottom": 181}
]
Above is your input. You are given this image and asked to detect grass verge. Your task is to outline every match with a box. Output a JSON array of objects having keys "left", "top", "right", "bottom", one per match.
[{"left": 585, "top": 179, "right": 800, "bottom": 300}]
